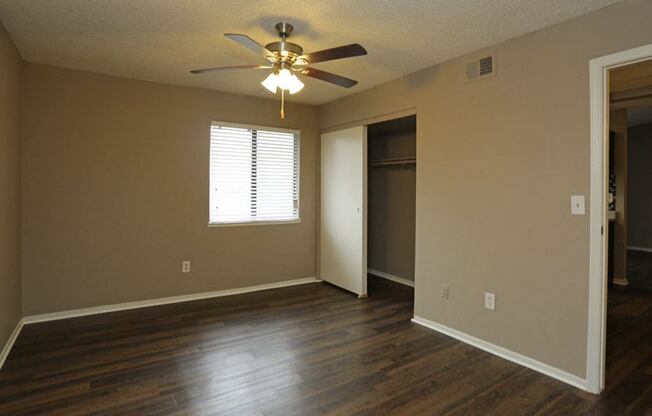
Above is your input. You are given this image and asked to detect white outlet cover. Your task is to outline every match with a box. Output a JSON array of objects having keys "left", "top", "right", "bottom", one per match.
[{"left": 441, "top": 284, "right": 449, "bottom": 299}]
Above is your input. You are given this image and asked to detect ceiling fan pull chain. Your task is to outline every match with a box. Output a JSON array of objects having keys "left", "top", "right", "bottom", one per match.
[{"left": 281, "top": 88, "right": 285, "bottom": 119}]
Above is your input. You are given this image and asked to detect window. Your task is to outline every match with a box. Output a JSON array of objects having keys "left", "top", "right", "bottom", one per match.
[{"left": 209, "top": 122, "right": 299, "bottom": 225}]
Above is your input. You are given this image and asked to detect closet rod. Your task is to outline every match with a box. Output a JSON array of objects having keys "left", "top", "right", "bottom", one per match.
[{"left": 370, "top": 157, "right": 416, "bottom": 167}]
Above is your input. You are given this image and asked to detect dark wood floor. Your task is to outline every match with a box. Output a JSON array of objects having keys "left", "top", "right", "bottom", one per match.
[{"left": 1, "top": 277, "right": 651, "bottom": 415}]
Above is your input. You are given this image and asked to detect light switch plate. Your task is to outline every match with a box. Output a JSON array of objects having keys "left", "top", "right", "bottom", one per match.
[{"left": 571, "top": 195, "right": 585, "bottom": 215}]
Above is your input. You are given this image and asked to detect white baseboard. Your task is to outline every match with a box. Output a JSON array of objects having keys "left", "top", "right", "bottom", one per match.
[
  {"left": 24, "top": 277, "right": 319, "bottom": 324},
  {"left": 411, "top": 316, "right": 588, "bottom": 391},
  {"left": 0, "top": 318, "right": 24, "bottom": 372},
  {"left": 367, "top": 268, "right": 415, "bottom": 287},
  {"left": 627, "top": 246, "right": 652, "bottom": 253}
]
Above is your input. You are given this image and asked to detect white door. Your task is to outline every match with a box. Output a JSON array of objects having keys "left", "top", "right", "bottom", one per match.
[{"left": 320, "top": 126, "right": 367, "bottom": 296}]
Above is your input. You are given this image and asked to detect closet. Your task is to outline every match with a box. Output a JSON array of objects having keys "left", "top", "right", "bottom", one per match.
[{"left": 367, "top": 115, "right": 416, "bottom": 289}]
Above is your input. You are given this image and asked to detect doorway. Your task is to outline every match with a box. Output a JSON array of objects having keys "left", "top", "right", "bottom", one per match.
[
  {"left": 587, "top": 43, "right": 652, "bottom": 394},
  {"left": 601, "top": 59, "right": 652, "bottom": 395}
]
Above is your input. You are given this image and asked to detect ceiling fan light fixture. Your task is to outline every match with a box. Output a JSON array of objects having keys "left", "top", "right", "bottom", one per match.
[
  {"left": 276, "top": 68, "right": 304, "bottom": 94},
  {"left": 277, "top": 68, "right": 293, "bottom": 89},
  {"left": 192, "top": 22, "right": 365, "bottom": 119},
  {"left": 261, "top": 72, "right": 278, "bottom": 93},
  {"left": 288, "top": 74, "right": 304, "bottom": 94},
  {"left": 262, "top": 68, "right": 304, "bottom": 95}
]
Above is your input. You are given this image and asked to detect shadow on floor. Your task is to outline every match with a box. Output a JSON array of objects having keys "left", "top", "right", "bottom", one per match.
[{"left": 367, "top": 274, "right": 414, "bottom": 298}]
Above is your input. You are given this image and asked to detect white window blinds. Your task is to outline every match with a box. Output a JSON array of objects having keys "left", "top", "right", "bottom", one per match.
[{"left": 209, "top": 122, "right": 299, "bottom": 224}]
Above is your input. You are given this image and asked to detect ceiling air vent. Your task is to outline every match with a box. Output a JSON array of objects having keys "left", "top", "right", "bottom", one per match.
[{"left": 466, "top": 55, "right": 495, "bottom": 81}]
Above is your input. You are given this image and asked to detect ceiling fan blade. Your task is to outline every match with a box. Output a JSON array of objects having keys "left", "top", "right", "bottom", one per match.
[
  {"left": 190, "top": 65, "right": 271, "bottom": 74},
  {"left": 225, "top": 33, "right": 274, "bottom": 58},
  {"left": 299, "top": 44, "right": 367, "bottom": 64},
  {"left": 301, "top": 68, "right": 358, "bottom": 88}
]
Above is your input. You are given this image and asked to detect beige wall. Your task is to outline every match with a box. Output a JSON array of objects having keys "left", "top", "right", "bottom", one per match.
[
  {"left": 368, "top": 126, "right": 416, "bottom": 281},
  {"left": 609, "top": 110, "right": 628, "bottom": 280},
  {"left": 319, "top": 0, "right": 652, "bottom": 378},
  {"left": 0, "top": 22, "right": 22, "bottom": 348},
  {"left": 21, "top": 64, "right": 319, "bottom": 315},
  {"left": 628, "top": 123, "right": 652, "bottom": 249}
]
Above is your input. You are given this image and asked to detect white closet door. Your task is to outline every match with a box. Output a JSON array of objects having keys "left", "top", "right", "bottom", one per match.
[{"left": 320, "top": 126, "right": 367, "bottom": 296}]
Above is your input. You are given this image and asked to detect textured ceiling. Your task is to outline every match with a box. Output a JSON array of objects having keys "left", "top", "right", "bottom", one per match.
[{"left": 0, "top": 0, "right": 623, "bottom": 105}]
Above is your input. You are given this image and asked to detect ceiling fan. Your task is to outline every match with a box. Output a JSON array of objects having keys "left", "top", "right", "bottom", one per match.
[{"left": 190, "top": 22, "right": 367, "bottom": 118}]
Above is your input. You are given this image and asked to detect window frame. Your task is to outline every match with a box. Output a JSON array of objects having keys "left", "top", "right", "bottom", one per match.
[{"left": 208, "top": 121, "right": 301, "bottom": 227}]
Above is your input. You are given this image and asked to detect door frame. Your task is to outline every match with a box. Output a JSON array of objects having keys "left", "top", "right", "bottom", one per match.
[
  {"left": 362, "top": 127, "right": 369, "bottom": 297},
  {"left": 587, "top": 42, "right": 652, "bottom": 394}
]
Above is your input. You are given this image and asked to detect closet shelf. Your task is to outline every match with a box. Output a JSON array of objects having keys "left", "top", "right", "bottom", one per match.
[{"left": 370, "top": 157, "right": 416, "bottom": 167}]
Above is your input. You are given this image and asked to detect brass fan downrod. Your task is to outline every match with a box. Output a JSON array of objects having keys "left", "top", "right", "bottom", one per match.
[{"left": 275, "top": 22, "right": 293, "bottom": 39}]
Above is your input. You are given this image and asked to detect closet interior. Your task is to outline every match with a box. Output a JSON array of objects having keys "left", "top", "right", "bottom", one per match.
[{"left": 367, "top": 115, "right": 417, "bottom": 290}]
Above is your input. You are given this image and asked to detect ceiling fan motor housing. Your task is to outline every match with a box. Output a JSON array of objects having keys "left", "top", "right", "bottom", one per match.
[
  {"left": 265, "top": 22, "right": 305, "bottom": 67},
  {"left": 265, "top": 41, "right": 303, "bottom": 57}
]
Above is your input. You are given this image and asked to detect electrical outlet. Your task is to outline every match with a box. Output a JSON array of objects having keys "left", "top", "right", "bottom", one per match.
[
  {"left": 182, "top": 260, "right": 191, "bottom": 273},
  {"left": 441, "top": 284, "right": 449, "bottom": 299},
  {"left": 485, "top": 292, "right": 496, "bottom": 311}
]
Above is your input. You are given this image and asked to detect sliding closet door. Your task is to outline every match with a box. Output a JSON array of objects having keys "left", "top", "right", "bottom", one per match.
[{"left": 320, "top": 126, "right": 367, "bottom": 296}]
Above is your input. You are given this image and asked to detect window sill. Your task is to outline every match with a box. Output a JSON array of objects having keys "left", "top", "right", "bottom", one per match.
[{"left": 208, "top": 219, "right": 301, "bottom": 228}]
